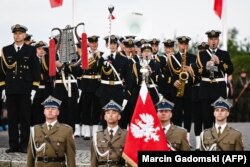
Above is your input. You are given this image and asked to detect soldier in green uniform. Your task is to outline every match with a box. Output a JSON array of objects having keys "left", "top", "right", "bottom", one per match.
[
  {"left": 27, "top": 95, "right": 76, "bottom": 167},
  {"left": 200, "top": 97, "right": 244, "bottom": 151},
  {"left": 156, "top": 98, "right": 190, "bottom": 151},
  {"left": 91, "top": 100, "right": 127, "bottom": 167}
]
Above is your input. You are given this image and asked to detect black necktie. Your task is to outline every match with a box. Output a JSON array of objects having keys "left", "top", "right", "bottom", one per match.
[
  {"left": 110, "top": 129, "right": 114, "bottom": 139},
  {"left": 218, "top": 126, "right": 221, "bottom": 137},
  {"left": 163, "top": 127, "right": 166, "bottom": 134},
  {"left": 48, "top": 124, "right": 52, "bottom": 131},
  {"left": 212, "top": 50, "right": 216, "bottom": 55},
  {"left": 17, "top": 47, "right": 20, "bottom": 52},
  {"left": 110, "top": 54, "right": 114, "bottom": 60}
]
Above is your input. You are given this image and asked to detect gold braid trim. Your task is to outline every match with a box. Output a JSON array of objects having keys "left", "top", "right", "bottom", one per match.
[
  {"left": 0, "top": 81, "right": 6, "bottom": 86},
  {"left": 32, "top": 81, "right": 40, "bottom": 87},
  {"left": 155, "top": 56, "right": 160, "bottom": 63},
  {"left": 196, "top": 51, "right": 203, "bottom": 68},
  {"left": 41, "top": 56, "right": 48, "bottom": 71},
  {"left": 132, "top": 63, "right": 139, "bottom": 84},
  {"left": 168, "top": 54, "right": 181, "bottom": 74},
  {"left": 1, "top": 50, "right": 17, "bottom": 70},
  {"left": 101, "top": 66, "right": 113, "bottom": 76}
]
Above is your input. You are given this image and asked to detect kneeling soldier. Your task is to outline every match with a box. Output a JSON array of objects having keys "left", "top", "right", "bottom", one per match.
[
  {"left": 91, "top": 100, "right": 128, "bottom": 167},
  {"left": 27, "top": 95, "right": 76, "bottom": 167},
  {"left": 156, "top": 98, "right": 190, "bottom": 151},
  {"left": 200, "top": 97, "right": 244, "bottom": 151}
]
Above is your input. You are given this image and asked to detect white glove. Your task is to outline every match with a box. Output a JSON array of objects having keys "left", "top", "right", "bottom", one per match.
[
  {"left": 122, "top": 99, "right": 128, "bottom": 111},
  {"left": 103, "top": 60, "right": 110, "bottom": 67},
  {"left": 77, "top": 89, "right": 82, "bottom": 103},
  {"left": 31, "top": 90, "right": 36, "bottom": 104},
  {"left": 102, "top": 49, "right": 111, "bottom": 60},
  {"left": 1, "top": 89, "right": 6, "bottom": 102}
]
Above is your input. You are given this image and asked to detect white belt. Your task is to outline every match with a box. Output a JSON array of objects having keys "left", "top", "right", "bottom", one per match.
[
  {"left": 201, "top": 77, "right": 225, "bottom": 83},
  {"left": 38, "top": 85, "right": 45, "bottom": 89},
  {"left": 55, "top": 79, "right": 77, "bottom": 84},
  {"left": 148, "top": 84, "right": 158, "bottom": 88},
  {"left": 101, "top": 80, "right": 123, "bottom": 85},
  {"left": 81, "top": 75, "right": 100, "bottom": 79}
]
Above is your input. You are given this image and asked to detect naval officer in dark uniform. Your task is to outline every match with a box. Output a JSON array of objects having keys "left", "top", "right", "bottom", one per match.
[
  {"left": 196, "top": 30, "right": 234, "bottom": 129},
  {"left": 0, "top": 24, "right": 40, "bottom": 153}
]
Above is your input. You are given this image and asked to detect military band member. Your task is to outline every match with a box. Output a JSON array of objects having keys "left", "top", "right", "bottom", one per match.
[
  {"left": 120, "top": 38, "right": 139, "bottom": 128},
  {"left": 156, "top": 98, "right": 190, "bottom": 151},
  {"left": 168, "top": 36, "right": 196, "bottom": 143},
  {"left": 192, "top": 42, "right": 209, "bottom": 150},
  {"left": 0, "top": 24, "right": 40, "bottom": 153},
  {"left": 27, "top": 95, "right": 76, "bottom": 167},
  {"left": 77, "top": 35, "right": 104, "bottom": 139},
  {"left": 52, "top": 39, "right": 80, "bottom": 132},
  {"left": 91, "top": 100, "right": 127, "bottom": 167},
  {"left": 200, "top": 97, "right": 244, "bottom": 151},
  {"left": 134, "top": 38, "right": 148, "bottom": 62},
  {"left": 96, "top": 35, "right": 132, "bottom": 128},
  {"left": 139, "top": 44, "right": 162, "bottom": 104},
  {"left": 196, "top": 30, "right": 234, "bottom": 129},
  {"left": 31, "top": 41, "right": 52, "bottom": 125},
  {"left": 160, "top": 39, "right": 176, "bottom": 101}
]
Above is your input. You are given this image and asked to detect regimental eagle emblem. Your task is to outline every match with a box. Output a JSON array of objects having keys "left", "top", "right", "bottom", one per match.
[{"left": 131, "top": 113, "right": 160, "bottom": 142}]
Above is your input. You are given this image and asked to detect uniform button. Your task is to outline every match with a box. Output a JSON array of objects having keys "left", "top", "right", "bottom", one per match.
[
  {"left": 19, "top": 77, "right": 22, "bottom": 79},
  {"left": 13, "top": 76, "right": 15, "bottom": 79},
  {"left": 20, "top": 65, "right": 22, "bottom": 67},
  {"left": 20, "top": 71, "right": 22, "bottom": 73}
]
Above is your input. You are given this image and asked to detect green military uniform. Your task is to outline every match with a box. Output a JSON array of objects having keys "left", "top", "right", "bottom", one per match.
[
  {"left": 200, "top": 125, "right": 244, "bottom": 151},
  {"left": 91, "top": 128, "right": 127, "bottom": 167},
  {"left": 165, "top": 124, "right": 191, "bottom": 151},
  {"left": 27, "top": 122, "right": 76, "bottom": 167}
]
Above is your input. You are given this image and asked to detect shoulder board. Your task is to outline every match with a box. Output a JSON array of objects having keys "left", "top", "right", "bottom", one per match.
[
  {"left": 61, "top": 123, "right": 72, "bottom": 128},
  {"left": 174, "top": 125, "right": 187, "bottom": 132},
  {"left": 229, "top": 127, "right": 241, "bottom": 133},
  {"left": 97, "top": 130, "right": 104, "bottom": 133},
  {"left": 34, "top": 124, "right": 43, "bottom": 128}
]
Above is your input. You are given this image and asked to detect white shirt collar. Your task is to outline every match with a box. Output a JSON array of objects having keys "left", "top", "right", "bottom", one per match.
[
  {"left": 107, "top": 125, "right": 119, "bottom": 136},
  {"left": 14, "top": 44, "right": 23, "bottom": 52},
  {"left": 215, "top": 123, "right": 227, "bottom": 133},
  {"left": 209, "top": 48, "right": 218, "bottom": 53},
  {"left": 46, "top": 120, "right": 57, "bottom": 129},
  {"left": 163, "top": 124, "right": 171, "bottom": 134}
]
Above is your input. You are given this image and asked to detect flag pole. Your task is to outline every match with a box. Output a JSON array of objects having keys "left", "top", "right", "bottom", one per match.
[
  {"left": 222, "top": 0, "right": 227, "bottom": 50},
  {"left": 72, "top": 0, "right": 76, "bottom": 26}
]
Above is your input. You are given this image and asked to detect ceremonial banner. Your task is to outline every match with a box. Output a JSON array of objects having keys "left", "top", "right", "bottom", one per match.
[
  {"left": 122, "top": 82, "right": 171, "bottom": 167},
  {"left": 50, "top": 0, "right": 63, "bottom": 8},
  {"left": 214, "top": 0, "right": 223, "bottom": 18}
]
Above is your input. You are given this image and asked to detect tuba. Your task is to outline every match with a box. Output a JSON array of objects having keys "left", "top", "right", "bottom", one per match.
[
  {"left": 176, "top": 49, "right": 189, "bottom": 97},
  {"left": 51, "top": 23, "right": 85, "bottom": 66}
]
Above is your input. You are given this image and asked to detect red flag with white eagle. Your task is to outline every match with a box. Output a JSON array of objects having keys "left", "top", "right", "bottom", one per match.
[
  {"left": 214, "top": 0, "right": 223, "bottom": 19},
  {"left": 122, "top": 81, "right": 170, "bottom": 167},
  {"left": 49, "top": 0, "right": 63, "bottom": 8}
]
